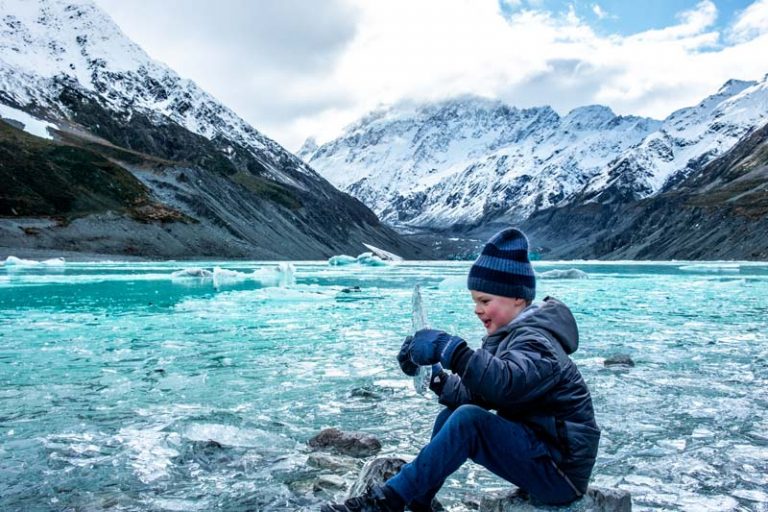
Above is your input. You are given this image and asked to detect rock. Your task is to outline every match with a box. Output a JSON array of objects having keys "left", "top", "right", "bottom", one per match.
[
  {"left": 584, "top": 487, "right": 632, "bottom": 512},
  {"left": 478, "top": 486, "right": 631, "bottom": 511},
  {"left": 308, "top": 428, "right": 382, "bottom": 458},
  {"left": 307, "top": 452, "right": 359, "bottom": 472},
  {"left": 314, "top": 474, "right": 347, "bottom": 492},
  {"left": 350, "top": 385, "right": 383, "bottom": 400},
  {"left": 603, "top": 354, "right": 635, "bottom": 368},
  {"left": 346, "top": 457, "right": 445, "bottom": 510},
  {"left": 347, "top": 457, "right": 406, "bottom": 497}
]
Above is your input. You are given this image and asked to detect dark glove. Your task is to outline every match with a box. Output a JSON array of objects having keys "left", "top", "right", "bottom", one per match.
[
  {"left": 429, "top": 363, "right": 447, "bottom": 396},
  {"left": 410, "top": 329, "right": 465, "bottom": 367},
  {"left": 397, "top": 335, "right": 419, "bottom": 376}
]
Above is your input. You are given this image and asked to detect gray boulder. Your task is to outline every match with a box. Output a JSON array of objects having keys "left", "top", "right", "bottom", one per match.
[
  {"left": 347, "top": 457, "right": 406, "bottom": 498},
  {"left": 347, "top": 457, "right": 445, "bottom": 510},
  {"left": 308, "top": 428, "right": 382, "bottom": 458},
  {"left": 603, "top": 354, "right": 635, "bottom": 368},
  {"left": 479, "top": 486, "right": 631, "bottom": 511}
]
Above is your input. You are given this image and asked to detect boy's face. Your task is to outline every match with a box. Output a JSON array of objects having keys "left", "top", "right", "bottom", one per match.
[{"left": 471, "top": 290, "right": 527, "bottom": 335}]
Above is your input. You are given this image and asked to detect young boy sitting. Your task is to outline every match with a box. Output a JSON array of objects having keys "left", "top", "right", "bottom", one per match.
[{"left": 323, "top": 228, "right": 600, "bottom": 512}]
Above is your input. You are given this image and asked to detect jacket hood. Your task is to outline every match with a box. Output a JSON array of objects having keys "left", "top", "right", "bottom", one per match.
[{"left": 492, "top": 296, "right": 579, "bottom": 354}]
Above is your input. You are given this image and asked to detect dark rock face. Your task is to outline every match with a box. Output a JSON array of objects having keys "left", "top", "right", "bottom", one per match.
[
  {"left": 308, "top": 428, "right": 382, "bottom": 458},
  {"left": 603, "top": 354, "right": 636, "bottom": 368},
  {"left": 0, "top": 116, "right": 430, "bottom": 259}
]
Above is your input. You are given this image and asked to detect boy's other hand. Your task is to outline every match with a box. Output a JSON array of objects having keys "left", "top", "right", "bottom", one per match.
[
  {"left": 397, "top": 336, "right": 420, "bottom": 376},
  {"left": 410, "top": 329, "right": 464, "bottom": 367}
]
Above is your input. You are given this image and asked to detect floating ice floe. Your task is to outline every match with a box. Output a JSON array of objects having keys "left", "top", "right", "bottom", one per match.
[
  {"left": 170, "top": 263, "right": 295, "bottom": 289},
  {"left": 328, "top": 252, "right": 387, "bottom": 267},
  {"left": 362, "top": 243, "right": 403, "bottom": 262},
  {"left": 679, "top": 263, "right": 740, "bottom": 272},
  {"left": 356, "top": 252, "right": 387, "bottom": 266},
  {"left": 2, "top": 255, "right": 66, "bottom": 267},
  {"left": 328, "top": 254, "right": 357, "bottom": 266},
  {"left": 171, "top": 267, "right": 213, "bottom": 279},
  {"left": 537, "top": 268, "right": 589, "bottom": 279},
  {"left": 213, "top": 263, "right": 295, "bottom": 289}
]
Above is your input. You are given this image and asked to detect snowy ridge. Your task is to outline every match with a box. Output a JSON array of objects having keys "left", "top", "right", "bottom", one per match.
[
  {"left": 584, "top": 77, "right": 768, "bottom": 200},
  {"left": 303, "top": 77, "right": 768, "bottom": 229},
  {"left": 303, "top": 96, "right": 661, "bottom": 228},
  {"left": 0, "top": 0, "right": 316, "bottom": 187}
]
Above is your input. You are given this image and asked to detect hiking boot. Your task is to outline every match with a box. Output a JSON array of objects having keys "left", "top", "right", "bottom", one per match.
[
  {"left": 407, "top": 498, "right": 445, "bottom": 511},
  {"left": 321, "top": 485, "right": 405, "bottom": 512}
]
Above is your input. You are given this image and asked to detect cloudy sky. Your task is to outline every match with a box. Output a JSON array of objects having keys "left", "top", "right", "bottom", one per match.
[{"left": 92, "top": 0, "right": 768, "bottom": 152}]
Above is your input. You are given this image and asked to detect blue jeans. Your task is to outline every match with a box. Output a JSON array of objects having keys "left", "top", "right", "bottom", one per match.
[{"left": 385, "top": 405, "right": 578, "bottom": 508}]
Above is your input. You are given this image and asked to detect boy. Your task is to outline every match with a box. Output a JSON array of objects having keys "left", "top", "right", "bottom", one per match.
[{"left": 323, "top": 228, "right": 600, "bottom": 512}]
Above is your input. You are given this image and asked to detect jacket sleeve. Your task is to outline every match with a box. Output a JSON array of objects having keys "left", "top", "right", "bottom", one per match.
[
  {"left": 433, "top": 372, "right": 493, "bottom": 409},
  {"left": 458, "top": 331, "right": 561, "bottom": 409}
]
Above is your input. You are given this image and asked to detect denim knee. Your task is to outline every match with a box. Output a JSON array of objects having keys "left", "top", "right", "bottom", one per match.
[{"left": 443, "top": 404, "right": 488, "bottom": 439}]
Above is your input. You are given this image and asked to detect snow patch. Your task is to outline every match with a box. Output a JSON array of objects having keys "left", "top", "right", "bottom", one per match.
[{"left": 0, "top": 103, "right": 57, "bottom": 139}]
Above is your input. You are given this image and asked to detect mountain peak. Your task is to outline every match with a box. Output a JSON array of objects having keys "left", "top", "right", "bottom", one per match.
[
  {"left": 0, "top": 0, "right": 152, "bottom": 88},
  {"left": 562, "top": 105, "right": 616, "bottom": 129},
  {"left": 716, "top": 78, "right": 757, "bottom": 97},
  {"left": 297, "top": 136, "right": 318, "bottom": 159}
]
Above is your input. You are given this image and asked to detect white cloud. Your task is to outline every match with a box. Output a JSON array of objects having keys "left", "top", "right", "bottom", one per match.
[
  {"left": 93, "top": 0, "right": 768, "bottom": 151},
  {"left": 729, "top": 0, "right": 768, "bottom": 42},
  {"left": 592, "top": 4, "right": 608, "bottom": 20}
]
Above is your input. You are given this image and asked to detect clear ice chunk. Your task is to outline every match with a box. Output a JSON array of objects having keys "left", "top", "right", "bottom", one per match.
[{"left": 411, "top": 285, "right": 432, "bottom": 395}]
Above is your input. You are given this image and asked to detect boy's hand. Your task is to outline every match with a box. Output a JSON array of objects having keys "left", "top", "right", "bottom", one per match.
[
  {"left": 397, "top": 336, "right": 420, "bottom": 376},
  {"left": 410, "top": 329, "right": 464, "bottom": 367}
]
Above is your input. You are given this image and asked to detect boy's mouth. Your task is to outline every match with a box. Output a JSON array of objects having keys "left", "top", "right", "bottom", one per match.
[{"left": 481, "top": 319, "right": 491, "bottom": 329}]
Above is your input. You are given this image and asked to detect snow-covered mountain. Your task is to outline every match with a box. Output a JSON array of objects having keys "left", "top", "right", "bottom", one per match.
[
  {"left": 301, "top": 96, "right": 661, "bottom": 229},
  {"left": 0, "top": 0, "right": 425, "bottom": 259},
  {"left": 0, "top": 0, "right": 313, "bottom": 187},
  {"left": 582, "top": 78, "right": 768, "bottom": 204},
  {"left": 301, "top": 78, "right": 768, "bottom": 231}
]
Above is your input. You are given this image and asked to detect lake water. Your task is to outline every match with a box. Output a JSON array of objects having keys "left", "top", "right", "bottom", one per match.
[{"left": 1, "top": 260, "right": 767, "bottom": 511}]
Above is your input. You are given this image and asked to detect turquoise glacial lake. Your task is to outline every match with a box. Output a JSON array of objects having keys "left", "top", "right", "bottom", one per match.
[{"left": 1, "top": 260, "right": 767, "bottom": 511}]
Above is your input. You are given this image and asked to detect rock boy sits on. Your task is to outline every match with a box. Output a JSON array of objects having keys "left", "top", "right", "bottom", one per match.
[{"left": 323, "top": 228, "right": 600, "bottom": 512}]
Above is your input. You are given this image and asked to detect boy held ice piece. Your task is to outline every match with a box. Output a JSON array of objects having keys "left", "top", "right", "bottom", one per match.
[{"left": 322, "top": 228, "right": 600, "bottom": 512}]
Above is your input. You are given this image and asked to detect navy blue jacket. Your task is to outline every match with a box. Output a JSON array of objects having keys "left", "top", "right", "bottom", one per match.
[{"left": 434, "top": 296, "right": 600, "bottom": 493}]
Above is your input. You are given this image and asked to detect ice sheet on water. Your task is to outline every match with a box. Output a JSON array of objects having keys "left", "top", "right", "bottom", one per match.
[
  {"left": 537, "top": 268, "right": 589, "bottom": 279},
  {"left": 328, "top": 254, "right": 357, "bottom": 266},
  {"left": 183, "top": 423, "right": 298, "bottom": 451},
  {"left": 679, "top": 263, "right": 740, "bottom": 272},
  {"left": 115, "top": 426, "right": 181, "bottom": 484},
  {"left": 171, "top": 267, "right": 213, "bottom": 279},
  {"left": 328, "top": 252, "right": 388, "bottom": 266},
  {"left": 2, "top": 255, "right": 65, "bottom": 266},
  {"left": 210, "top": 263, "right": 295, "bottom": 289}
]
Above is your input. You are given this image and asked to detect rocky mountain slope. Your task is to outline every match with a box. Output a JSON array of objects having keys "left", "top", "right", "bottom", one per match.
[
  {"left": 302, "top": 78, "right": 768, "bottom": 235},
  {"left": 521, "top": 120, "right": 768, "bottom": 260},
  {"left": 0, "top": 0, "right": 427, "bottom": 259}
]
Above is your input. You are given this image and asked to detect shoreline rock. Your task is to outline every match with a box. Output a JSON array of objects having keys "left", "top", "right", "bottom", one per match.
[{"left": 308, "top": 428, "right": 382, "bottom": 458}]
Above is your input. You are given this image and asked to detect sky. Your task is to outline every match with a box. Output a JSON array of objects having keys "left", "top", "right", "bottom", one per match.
[{"left": 92, "top": 0, "right": 768, "bottom": 152}]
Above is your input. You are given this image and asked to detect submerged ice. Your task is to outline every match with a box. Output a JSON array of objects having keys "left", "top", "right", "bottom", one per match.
[{"left": 1, "top": 260, "right": 767, "bottom": 511}]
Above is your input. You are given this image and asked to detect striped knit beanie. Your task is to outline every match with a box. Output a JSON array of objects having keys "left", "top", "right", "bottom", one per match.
[{"left": 467, "top": 228, "right": 535, "bottom": 301}]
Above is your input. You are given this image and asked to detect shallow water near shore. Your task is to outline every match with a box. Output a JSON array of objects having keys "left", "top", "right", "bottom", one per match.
[{"left": 1, "top": 260, "right": 767, "bottom": 511}]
